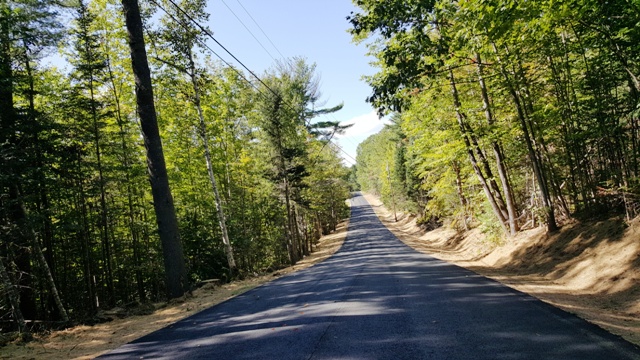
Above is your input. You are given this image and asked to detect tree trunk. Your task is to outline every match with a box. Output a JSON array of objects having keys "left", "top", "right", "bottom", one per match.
[
  {"left": 475, "top": 53, "right": 519, "bottom": 235},
  {"left": 452, "top": 161, "right": 469, "bottom": 231},
  {"left": 76, "top": 153, "right": 98, "bottom": 312},
  {"left": 466, "top": 124, "right": 509, "bottom": 219},
  {"left": 547, "top": 53, "right": 580, "bottom": 210},
  {"left": 104, "top": 47, "right": 147, "bottom": 302},
  {"left": 0, "top": 7, "right": 38, "bottom": 321},
  {"left": 0, "top": 255, "right": 28, "bottom": 334},
  {"left": 22, "top": 39, "right": 61, "bottom": 321},
  {"left": 23, "top": 44, "right": 66, "bottom": 318},
  {"left": 188, "top": 52, "right": 237, "bottom": 273},
  {"left": 88, "top": 59, "right": 115, "bottom": 307},
  {"left": 448, "top": 68, "right": 509, "bottom": 234},
  {"left": 283, "top": 178, "right": 298, "bottom": 265},
  {"left": 121, "top": 0, "right": 187, "bottom": 299},
  {"left": 270, "top": 96, "right": 298, "bottom": 265},
  {"left": 294, "top": 204, "right": 307, "bottom": 258},
  {"left": 492, "top": 43, "right": 558, "bottom": 232},
  {"left": 15, "top": 189, "right": 69, "bottom": 322}
]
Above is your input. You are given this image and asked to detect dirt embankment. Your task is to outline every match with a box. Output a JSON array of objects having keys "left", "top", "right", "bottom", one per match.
[
  {"left": 362, "top": 193, "right": 640, "bottom": 346},
  {"left": 0, "top": 219, "right": 349, "bottom": 360}
]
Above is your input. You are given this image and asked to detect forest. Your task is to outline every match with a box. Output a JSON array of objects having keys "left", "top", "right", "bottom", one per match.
[
  {"left": 0, "top": 0, "right": 351, "bottom": 333},
  {"left": 350, "top": 0, "right": 640, "bottom": 241}
]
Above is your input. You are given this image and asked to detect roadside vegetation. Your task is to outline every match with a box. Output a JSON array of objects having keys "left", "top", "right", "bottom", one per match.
[
  {"left": 0, "top": 0, "right": 350, "bottom": 340},
  {"left": 0, "top": 220, "right": 349, "bottom": 359},
  {"left": 350, "top": 0, "right": 640, "bottom": 346},
  {"left": 350, "top": 0, "right": 640, "bottom": 235}
]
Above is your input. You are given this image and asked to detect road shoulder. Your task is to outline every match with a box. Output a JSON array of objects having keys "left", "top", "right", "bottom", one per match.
[{"left": 361, "top": 192, "right": 640, "bottom": 347}]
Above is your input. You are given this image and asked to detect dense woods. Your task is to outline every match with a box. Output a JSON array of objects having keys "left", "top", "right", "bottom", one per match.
[
  {"left": 0, "top": 0, "right": 349, "bottom": 332},
  {"left": 350, "top": 0, "right": 640, "bottom": 239}
]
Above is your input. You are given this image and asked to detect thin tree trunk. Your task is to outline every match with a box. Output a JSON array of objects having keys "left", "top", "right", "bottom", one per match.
[
  {"left": 89, "top": 59, "right": 115, "bottom": 307},
  {"left": 475, "top": 53, "right": 518, "bottom": 235},
  {"left": 492, "top": 43, "right": 558, "bottom": 232},
  {"left": 452, "top": 161, "right": 469, "bottom": 231},
  {"left": 547, "top": 53, "right": 580, "bottom": 210},
  {"left": 23, "top": 40, "right": 60, "bottom": 317},
  {"left": 122, "top": 0, "right": 187, "bottom": 299},
  {"left": 386, "top": 161, "right": 398, "bottom": 222},
  {"left": 513, "top": 50, "right": 571, "bottom": 221},
  {"left": 283, "top": 177, "right": 298, "bottom": 265},
  {"left": 76, "top": 152, "right": 98, "bottom": 312},
  {"left": 270, "top": 97, "right": 298, "bottom": 265},
  {"left": 104, "top": 46, "right": 146, "bottom": 302},
  {"left": 466, "top": 124, "right": 509, "bottom": 219},
  {"left": 293, "top": 204, "right": 305, "bottom": 258},
  {"left": 0, "top": 255, "right": 28, "bottom": 334},
  {"left": 448, "top": 68, "right": 509, "bottom": 234},
  {"left": 10, "top": 184, "right": 69, "bottom": 322},
  {"left": 1, "top": 9, "right": 37, "bottom": 320},
  {"left": 222, "top": 140, "right": 232, "bottom": 201},
  {"left": 188, "top": 52, "right": 237, "bottom": 273}
]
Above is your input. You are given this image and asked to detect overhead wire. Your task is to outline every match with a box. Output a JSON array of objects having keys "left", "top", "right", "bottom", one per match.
[
  {"left": 151, "top": 0, "right": 336, "bottom": 165},
  {"left": 153, "top": 0, "right": 359, "bottom": 165},
  {"left": 147, "top": 0, "right": 267, "bottom": 101},
  {"left": 333, "top": 141, "right": 357, "bottom": 165},
  {"left": 161, "top": 1, "right": 315, "bottom": 127},
  {"left": 222, "top": 0, "right": 361, "bottom": 154},
  {"left": 166, "top": 0, "right": 323, "bottom": 129},
  {"left": 234, "top": 0, "right": 287, "bottom": 60},
  {"left": 219, "top": 0, "right": 277, "bottom": 62},
  {"left": 151, "top": 0, "right": 308, "bottom": 128}
]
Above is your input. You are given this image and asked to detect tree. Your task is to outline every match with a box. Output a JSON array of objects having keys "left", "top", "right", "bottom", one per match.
[
  {"left": 256, "top": 58, "right": 342, "bottom": 264},
  {"left": 155, "top": 0, "right": 237, "bottom": 273},
  {"left": 0, "top": 0, "right": 63, "bottom": 322},
  {"left": 69, "top": 0, "right": 116, "bottom": 306},
  {"left": 351, "top": 0, "right": 640, "bottom": 235},
  {"left": 349, "top": 0, "right": 522, "bottom": 234},
  {"left": 0, "top": 0, "right": 354, "bottom": 326},
  {"left": 121, "top": 0, "right": 187, "bottom": 299}
]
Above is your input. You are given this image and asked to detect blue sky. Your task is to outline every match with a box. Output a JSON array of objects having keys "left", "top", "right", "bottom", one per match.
[{"left": 203, "top": 0, "right": 388, "bottom": 165}]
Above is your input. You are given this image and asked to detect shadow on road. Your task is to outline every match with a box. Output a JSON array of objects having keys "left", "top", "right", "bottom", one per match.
[{"left": 100, "top": 196, "right": 640, "bottom": 360}]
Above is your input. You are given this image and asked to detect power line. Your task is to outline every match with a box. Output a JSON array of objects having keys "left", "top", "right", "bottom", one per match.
[
  {"left": 325, "top": 112, "right": 360, "bottom": 147},
  {"left": 317, "top": 111, "right": 363, "bottom": 162},
  {"left": 148, "top": 0, "right": 266, "bottom": 100},
  {"left": 152, "top": 0, "right": 357, "bottom": 166},
  {"left": 309, "top": 126, "right": 357, "bottom": 166},
  {"left": 219, "top": 0, "right": 277, "bottom": 62},
  {"left": 234, "top": 0, "right": 287, "bottom": 60},
  {"left": 162, "top": 0, "right": 324, "bottom": 128},
  {"left": 163, "top": 0, "right": 277, "bottom": 98},
  {"left": 334, "top": 141, "right": 357, "bottom": 165},
  {"left": 228, "top": 0, "right": 318, "bottom": 118},
  {"left": 151, "top": 0, "right": 303, "bottom": 121}
]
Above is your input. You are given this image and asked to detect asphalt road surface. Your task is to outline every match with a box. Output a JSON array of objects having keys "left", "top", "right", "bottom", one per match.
[{"left": 100, "top": 193, "right": 640, "bottom": 359}]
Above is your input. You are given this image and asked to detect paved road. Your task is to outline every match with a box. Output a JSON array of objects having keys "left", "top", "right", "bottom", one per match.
[{"left": 101, "top": 193, "right": 640, "bottom": 359}]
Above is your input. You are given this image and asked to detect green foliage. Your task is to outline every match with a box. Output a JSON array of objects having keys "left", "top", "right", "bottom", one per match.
[
  {"left": 347, "top": 165, "right": 360, "bottom": 191},
  {"left": 351, "top": 0, "right": 640, "bottom": 235},
  {"left": 356, "top": 125, "right": 420, "bottom": 213},
  {"left": 0, "top": 0, "right": 352, "bottom": 326}
]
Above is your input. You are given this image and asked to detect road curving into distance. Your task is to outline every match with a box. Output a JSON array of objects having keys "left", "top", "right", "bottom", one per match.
[{"left": 100, "top": 192, "right": 640, "bottom": 360}]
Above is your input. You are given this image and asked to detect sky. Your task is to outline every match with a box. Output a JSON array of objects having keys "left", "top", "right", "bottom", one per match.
[{"left": 202, "top": 0, "right": 389, "bottom": 166}]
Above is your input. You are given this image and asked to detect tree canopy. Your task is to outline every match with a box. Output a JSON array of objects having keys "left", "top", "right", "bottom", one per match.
[
  {"left": 0, "top": 0, "right": 351, "bottom": 333},
  {"left": 351, "top": 0, "right": 640, "bottom": 236}
]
